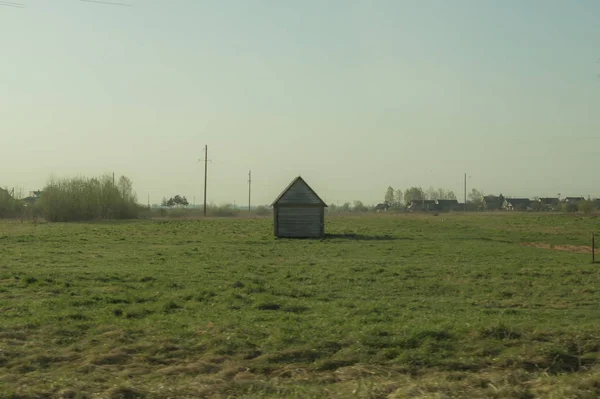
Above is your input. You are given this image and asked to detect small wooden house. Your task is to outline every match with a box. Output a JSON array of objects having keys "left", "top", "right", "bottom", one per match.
[{"left": 271, "top": 176, "right": 327, "bottom": 238}]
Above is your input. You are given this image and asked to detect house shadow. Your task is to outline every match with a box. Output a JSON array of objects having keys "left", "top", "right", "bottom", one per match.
[{"left": 324, "top": 233, "right": 408, "bottom": 241}]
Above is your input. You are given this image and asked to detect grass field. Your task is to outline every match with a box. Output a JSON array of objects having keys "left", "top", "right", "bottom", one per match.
[{"left": 2, "top": 213, "right": 600, "bottom": 398}]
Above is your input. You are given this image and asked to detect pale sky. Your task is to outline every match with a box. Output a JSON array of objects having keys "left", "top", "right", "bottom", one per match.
[{"left": 2, "top": 0, "right": 599, "bottom": 206}]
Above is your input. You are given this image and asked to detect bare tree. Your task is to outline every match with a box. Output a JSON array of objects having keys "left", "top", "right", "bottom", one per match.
[
  {"left": 468, "top": 188, "right": 484, "bottom": 209},
  {"left": 394, "top": 189, "right": 403, "bottom": 207},
  {"left": 404, "top": 187, "right": 425, "bottom": 204},
  {"left": 384, "top": 186, "right": 395, "bottom": 205}
]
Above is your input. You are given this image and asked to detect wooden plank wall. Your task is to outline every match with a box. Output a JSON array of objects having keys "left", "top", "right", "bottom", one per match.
[{"left": 276, "top": 206, "right": 323, "bottom": 238}]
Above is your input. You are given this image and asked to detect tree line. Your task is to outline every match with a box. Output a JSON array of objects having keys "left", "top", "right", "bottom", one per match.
[
  {"left": 327, "top": 186, "right": 463, "bottom": 213},
  {"left": 161, "top": 195, "right": 189, "bottom": 208},
  {"left": 326, "top": 185, "right": 600, "bottom": 214},
  {"left": 38, "top": 175, "right": 139, "bottom": 222},
  {"left": 2, "top": 176, "right": 275, "bottom": 222},
  {"left": 383, "top": 186, "right": 498, "bottom": 209},
  {"left": 0, "top": 188, "right": 22, "bottom": 219},
  {"left": 1, "top": 174, "right": 141, "bottom": 222},
  {"left": 384, "top": 186, "right": 459, "bottom": 206}
]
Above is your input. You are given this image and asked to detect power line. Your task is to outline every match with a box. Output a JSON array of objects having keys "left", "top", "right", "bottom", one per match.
[
  {"left": 464, "top": 173, "right": 466, "bottom": 212},
  {"left": 0, "top": 1, "right": 25, "bottom": 8},
  {"left": 204, "top": 145, "right": 208, "bottom": 217},
  {"left": 0, "top": 0, "right": 135, "bottom": 8},
  {"left": 80, "top": 0, "right": 132, "bottom": 6},
  {"left": 197, "top": 145, "right": 212, "bottom": 217},
  {"left": 248, "top": 170, "right": 252, "bottom": 212}
]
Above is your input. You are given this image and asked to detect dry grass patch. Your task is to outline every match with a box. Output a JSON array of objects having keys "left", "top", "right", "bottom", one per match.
[
  {"left": 157, "top": 361, "right": 222, "bottom": 375},
  {"left": 521, "top": 242, "right": 597, "bottom": 254}
]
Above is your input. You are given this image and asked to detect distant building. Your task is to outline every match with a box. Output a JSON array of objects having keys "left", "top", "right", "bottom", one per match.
[
  {"left": 407, "top": 199, "right": 436, "bottom": 212},
  {"left": 503, "top": 198, "right": 531, "bottom": 211},
  {"left": 374, "top": 203, "right": 390, "bottom": 212},
  {"left": 537, "top": 197, "right": 560, "bottom": 211},
  {"left": 23, "top": 190, "right": 43, "bottom": 206},
  {"left": 435, "top": 199, "right": 459, "bottom": 212},
  {"left": 271, "top": 176, "right": 327, "bottom": 238},
  {"left": 483, "top": 195, "right": 504, "bottom": 211},
  {"left": 563, "top": 197, "right": 585, "bottom": 204}
]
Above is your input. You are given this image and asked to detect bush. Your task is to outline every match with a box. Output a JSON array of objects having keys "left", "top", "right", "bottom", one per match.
[
  {"left": 167, "top": 208, "right": 190, "bottom": 218},
  {"left": 207, "top": 204, "right": 239, "bottom": 217},
  {"left": 578, "top": 200, "right": 595, "bottom": 214},
  {"left": 37, "top": 174, "right": 140, "bottom": 222},
  {"left": 326, "top": 203, "right": 355, "bottom": 214},
  {"left": 531, "top": 201, "right": 544, "bottom": 212},
  {"left": 352, "top": 200, "right": 368, "bottom": 212},
  {"left": 255, "top": 205, "right": 270, "bottom": 216},
  {"left": 560, "top": 203, "right": 578, "bottom": 213},
  {"left": 0, "top": 188, "right": 23, "bottom": 219}
]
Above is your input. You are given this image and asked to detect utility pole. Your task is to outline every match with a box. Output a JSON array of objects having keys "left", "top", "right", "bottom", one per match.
[
  {"left": 464, "top": 173, "right": 467, "bottom": 212},
  {"left": 147, "top": 194, "right": 150, "bottom": 209},
  {"left": 248, "top": 170, "right": 252, "bottom": 212},
  {"left": 203, "top": 145, "right": 208, "bottom": 217}
]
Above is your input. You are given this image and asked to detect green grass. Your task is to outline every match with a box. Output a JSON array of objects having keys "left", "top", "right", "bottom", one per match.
[{"left": 2, "top": 213, "right": 600, "bottom": 398}]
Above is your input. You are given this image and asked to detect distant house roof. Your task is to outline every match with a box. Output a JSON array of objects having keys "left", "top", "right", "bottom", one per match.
[
  {"left": 23, "top": 196, "right": 38, "bottom": 205},
  {"left": 271, "top": 176, "right": 327, "bottom": 207},
  {"left": 0, "top": 187, "right": 11, "bottom": 199},
  {"left": 538, "top": 197, "right": 559, "bottom": 204},
  {"left": 435, "top": 199, "right": 458, "bottom": 205},
  {"left": 564, "top": 197, "right": 585, "bottom": 202},
  {"left": 409, "top": 199, "right": 436, "bottom": 204},
  {"left": 505, "top": 198, "right": 531, "bottom": 205},
  {"left": 483, "top": 195, "right": 500, "bottom": 202}
]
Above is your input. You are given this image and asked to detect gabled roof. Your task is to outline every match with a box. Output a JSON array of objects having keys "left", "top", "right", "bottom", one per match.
[
  {"left": 483, "top": 195, "right": 500, "bottom": 202},
  {"left": 538, "top": 197, "right": 559, "bottom": 204},
  {"left": 0, "top": 187, "right": 11, "bottom": 198},
  {"left": 564, "top": 197, "right": 585, "bottom": 202},
  {"left": 505, "top": 198, "right": 531, "bottom": 204},
  {"left": 271, "top": 176, "right": 327, "bottom": 207},
  {"left": 409, "top": 199, "right": 436, "bottom": 205},
  {"left": 436, "top": 199, "right": 458, "bottom": 205}
]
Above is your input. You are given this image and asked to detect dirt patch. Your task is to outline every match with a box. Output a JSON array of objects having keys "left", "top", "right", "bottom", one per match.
[
  {"left": 106, "top": 386, "right": 146, "bottom": 399},
  {"left": 521, "top": 242, "right": 596, "bottom": 254},
  {"left": 90, "top": 350, "right": 131, "bottom": 366},
  {"left": 157, "top": 361, "right": 222, "bottom": 375}
]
